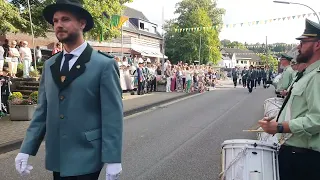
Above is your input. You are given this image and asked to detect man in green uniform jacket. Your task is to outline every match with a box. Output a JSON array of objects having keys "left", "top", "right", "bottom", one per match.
[
  {"left": 276, "top": 54, "right": 295, "bottom": 94},
  {"left": 259, "top": 18, "right": 320, "bottom": 180}
]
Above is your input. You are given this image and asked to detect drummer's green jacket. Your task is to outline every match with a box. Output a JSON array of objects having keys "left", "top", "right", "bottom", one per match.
[
  {"left": 276, "top": 65, "right": 295, "bottom": 91},
  {"left": 278, "top": 60, "right": 320, "bottom": 152}
]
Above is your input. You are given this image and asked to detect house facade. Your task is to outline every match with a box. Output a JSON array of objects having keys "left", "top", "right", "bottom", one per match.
[
  {"left": 90, "top": 6, "right": 167, "bottom": 62},
  {"left": 0, "top": 6, "right": 167, "bottom": 62},
  {"left": 219, "top": 48, "right": 262, "bottom": 68}
]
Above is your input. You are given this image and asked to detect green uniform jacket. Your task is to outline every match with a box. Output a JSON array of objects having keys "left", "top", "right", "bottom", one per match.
[
  {"left": 278, "top": 60, "right": 320, "bottom": 152},
  {"left": 276, "top": 65, "right": 295, "bottom": 91},
  {"left": 19, "top": 45, "right": 123, "bottom": 176}
]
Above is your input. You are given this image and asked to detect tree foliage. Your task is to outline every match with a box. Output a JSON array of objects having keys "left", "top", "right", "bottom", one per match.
[
  {"left": 6, "top": 0, "right": 132, "bottom": 40},
  {"left": 164, "top": 0, "right": 225, "bottom": 65},
  {"left": 258, "top": 54, "right": 278, "bottom": 71},
  {"left": 220, "top": 39, "right": 247, "bottom": 50},
  {"left": 0, "top": 0, "right": 28, "bottom": 35}
]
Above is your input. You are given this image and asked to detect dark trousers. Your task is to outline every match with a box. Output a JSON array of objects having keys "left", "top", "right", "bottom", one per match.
[
  {"left": 151, "top": 78, "right": 156, "bottom": 92},
  {"left": 137, "top": 81, "right": 144, "bottom": 95},
  {"left": 53, "top": 170, "right": 101, "bottom": 180},
  {"left": 262, "top": 78, "right": 267, "bottom": 86},
  {"left": 1, "top": 95, "right": 9, "bottom": 114},
  {"left": 233, "top": 78, "right": 237, "bottom": 87},
  {"left": 247, "top": 79, "right": 254, "bottom": 92},
  {"left": 279, "top": 145, "right": 320, "bottom": 180},
  {"left": 255, "top": 77, "right": 261, "bottom": 86},
  {"left": 242, "top": 79, "right": 247, "bottom": 87}
]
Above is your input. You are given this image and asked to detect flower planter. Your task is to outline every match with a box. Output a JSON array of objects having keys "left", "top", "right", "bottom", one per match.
[{"left": 9, "top": 104, "right": 37, "bottom": 121}]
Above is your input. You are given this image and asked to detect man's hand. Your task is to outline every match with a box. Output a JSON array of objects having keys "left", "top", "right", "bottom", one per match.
[
  {"left": 106, "top": 163, "right": 122, "bottom": 180},
  {"left": 15, "top": 153, "right": 33, "bottom": 176},
  {"left": 258, "top": 117, "right": 278, "bottom": 135},
  {"left": 280, "top": 90, "right": 288, "bottom": 96}
]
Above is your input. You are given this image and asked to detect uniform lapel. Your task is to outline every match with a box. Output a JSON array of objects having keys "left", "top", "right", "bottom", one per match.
[
  {"left": 50, "top": 52, "right": 64, "bottom": 89},
  {"left": 60, "top": 44, "right": 93, "bottom": 91}
]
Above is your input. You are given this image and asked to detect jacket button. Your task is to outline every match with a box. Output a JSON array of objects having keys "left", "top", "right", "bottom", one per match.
[
  {"left": 60, "top": 96, "right": 64, "bottom": 100},
  {"left": 60, "top": 114, "right": 64, "bottom": 119}
]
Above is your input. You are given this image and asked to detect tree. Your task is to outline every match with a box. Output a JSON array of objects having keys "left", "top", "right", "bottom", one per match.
[
  {"left": 220, "top": 39, "right": 247, "bottom": 49},
  {"left": 164, "top": 0, "right": 225, "bottom": 64},
  {"left": 258, "top": 54, "right": 278, "bottom": 71},
  {"left": 8, "top": 0, "right": 132, "bottom": 40},
  {"left": 0, "top": 0, "right": 28, "bottom": 35}
]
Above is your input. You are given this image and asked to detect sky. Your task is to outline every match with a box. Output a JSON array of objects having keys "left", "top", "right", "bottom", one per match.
[{"left": 125, "top": 0, "right": 320, "bottom": 44}]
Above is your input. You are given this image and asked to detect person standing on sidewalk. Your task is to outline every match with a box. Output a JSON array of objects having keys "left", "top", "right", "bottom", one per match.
[
  {"left": 19, "top": 41, "right": 32, "bottom": 78},
  {"left": 14, "top": 0, "right": 123, "bottom": 180}
]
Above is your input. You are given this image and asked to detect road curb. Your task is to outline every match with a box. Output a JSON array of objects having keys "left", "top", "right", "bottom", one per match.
[{"left": 0, "top": 92, "right": 197, "bottom": 154}]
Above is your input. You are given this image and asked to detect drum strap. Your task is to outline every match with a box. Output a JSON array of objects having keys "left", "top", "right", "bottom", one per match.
[
  {"left": 276, "top": 70, "right": 305, "bottom": 122},
  {"left": 219, "top": 145, "right": 249, "bottom": 180}
]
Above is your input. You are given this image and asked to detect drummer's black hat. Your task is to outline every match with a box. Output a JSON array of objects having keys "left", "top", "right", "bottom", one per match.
[
  {"left": 42, "top": 0, "right": 94, "bottom": 32},
  {"left": 296, "top": 19, "right": 320, "bottom": 40},
  {"left": 280, "top": 54, "right": 293, "bottom": 61}
]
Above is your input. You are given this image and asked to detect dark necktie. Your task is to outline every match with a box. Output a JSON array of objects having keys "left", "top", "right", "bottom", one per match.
[
  {"left": 276, "top": 69, "right": 305, "bottom": 122},
  {"left": 61, "top": 54, "right": 74, "bottom": 75}
]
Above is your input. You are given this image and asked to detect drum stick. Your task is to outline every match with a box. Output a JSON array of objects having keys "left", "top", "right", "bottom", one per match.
[
  {"left": 243, "top": 129, "right": 265, "bottom": 132},
  {"left": 264, "top": 116, "right": 276, "bottom": 121}
]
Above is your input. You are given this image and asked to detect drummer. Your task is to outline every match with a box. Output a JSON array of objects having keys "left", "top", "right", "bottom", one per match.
[
  {"left": 276, "top": 54, "right": 295, "bottom": 97},
  {"left": 259, "top": 18, "right": 320, "bottom": 180}
]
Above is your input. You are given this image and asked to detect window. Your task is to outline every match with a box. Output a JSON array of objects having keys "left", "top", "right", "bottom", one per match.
[
  {"left": 153, "top": 26, "right": 157, "bottom": 33},
  {"left": 241, "top": 61, "right": 243, "bottom": 64},
  {"left": 139, "top": 22, "right": 145, "bottom": 30},
  {"left": 236, "top": 60, "right": 239, "bottom": 64}
]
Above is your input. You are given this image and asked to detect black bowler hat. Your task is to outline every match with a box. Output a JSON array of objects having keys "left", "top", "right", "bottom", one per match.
[
  {"left": 296, "top": 19, "right": 320, "bottom": 40},
  {"left": 42, "top": 0, "right": 94, "bottom": 32},
  {"left": 280, "top": 54, "right": 293, "bottom": 61}
]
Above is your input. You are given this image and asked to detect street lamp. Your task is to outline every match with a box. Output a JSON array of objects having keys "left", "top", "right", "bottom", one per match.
[{"left": 273, "top": 1, "right": 320, "bottom": 23}]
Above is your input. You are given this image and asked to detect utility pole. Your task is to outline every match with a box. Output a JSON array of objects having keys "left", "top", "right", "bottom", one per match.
[
  {"left": 27, "top": 0, "right": 36, "bottom": 70},
  {"left": 161, "top": 6, "right": 165, "bottom": 76},
  {"left": 265, "top": 36, "right": 268, "bottom": 65},
  {"left": 121, "top": 26, "right": 123, "bottom": 59},
  {"left": 199, "top": 35, "right": 202, "bottom": 65}
]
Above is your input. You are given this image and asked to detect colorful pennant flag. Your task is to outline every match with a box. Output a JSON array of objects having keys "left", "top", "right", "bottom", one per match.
[
  {"left": 110, "top": 15, "right": 129, "bottom": 29},
  {"left": 174, "top": 12, "right": 320, "bottom": 32}
]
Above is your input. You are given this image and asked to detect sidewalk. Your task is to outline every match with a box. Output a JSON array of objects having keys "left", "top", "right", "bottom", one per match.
[{"left": 0, "top": 92, "right": 195, "bottom": 154}]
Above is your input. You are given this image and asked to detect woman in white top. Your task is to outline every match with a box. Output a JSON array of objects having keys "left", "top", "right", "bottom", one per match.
[
  {"left": 0, "top": 46, "right": 4, "bottom": 72},
  {"left": 19, "top": 41, "right": 32, "bottom": 78},
  {"left": 8, "top": 41, "right": 20, "bottom": 77}
]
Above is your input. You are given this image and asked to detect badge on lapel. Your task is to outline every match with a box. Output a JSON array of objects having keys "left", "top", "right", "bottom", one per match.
[
  {"left": 61, "top": 76, "right": 66, "bottom": 82},
  {"left": 76, "top": 65, "right": 81, "bottom": 69}
]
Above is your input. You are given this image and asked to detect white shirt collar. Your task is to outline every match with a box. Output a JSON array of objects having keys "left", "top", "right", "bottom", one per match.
[{"left": 63, "top": 41, "right": 88, "bottom": 57}]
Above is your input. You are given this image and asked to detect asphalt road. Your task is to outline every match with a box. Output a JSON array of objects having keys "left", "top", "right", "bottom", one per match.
[{"left": 0, "top": 85, "right": 275, "bottom": 180}]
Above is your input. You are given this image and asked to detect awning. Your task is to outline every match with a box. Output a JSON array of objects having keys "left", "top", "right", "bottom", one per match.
[{"left": 132, "top": 48, "right": 167, "bottom": 58}]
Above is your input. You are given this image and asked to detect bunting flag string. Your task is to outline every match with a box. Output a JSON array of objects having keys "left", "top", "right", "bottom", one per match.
[
  {"left": 223, "top": 52, "right": 285, "bottom": 55},
  {"left": 223, "top": 43, "right": 299, "bottom": 49},
  {"left": 174, "top": 12, "right": 320, "bottom": 32}
]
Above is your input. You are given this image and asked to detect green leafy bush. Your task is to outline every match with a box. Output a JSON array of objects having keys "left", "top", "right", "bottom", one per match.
[{"left": 9, "top": 92, "right": 23, "bottom": 101}]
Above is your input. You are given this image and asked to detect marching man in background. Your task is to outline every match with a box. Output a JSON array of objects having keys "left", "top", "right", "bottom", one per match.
[{"left": 14, "top": 0, "right": 123, "bottom": 179}]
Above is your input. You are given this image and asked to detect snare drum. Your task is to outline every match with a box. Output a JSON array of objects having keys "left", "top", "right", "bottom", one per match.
[
  {"left": 263, "top": 97, "right": 283, "bottom": 118},
  {"left": 220, "top": 139, "right": 279, "bottom": 180}
]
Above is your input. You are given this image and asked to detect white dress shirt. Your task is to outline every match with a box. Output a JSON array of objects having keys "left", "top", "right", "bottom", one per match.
[{"left": 60, "top": 41, "right": 87, "bottom": 71}]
